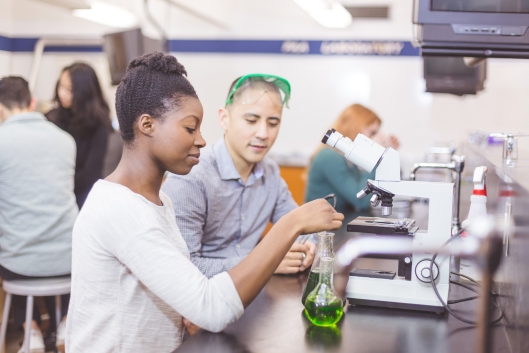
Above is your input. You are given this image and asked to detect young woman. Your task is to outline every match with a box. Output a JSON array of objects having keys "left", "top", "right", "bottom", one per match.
[
  {"left": 46, "top": 63, "right": 111, "bottom": 209},
  {"left": 66, "top": 52, "right": 343, "bottom": 352},
  {"left": 305, "top": 104, "right": 400, "bottom": 215}
]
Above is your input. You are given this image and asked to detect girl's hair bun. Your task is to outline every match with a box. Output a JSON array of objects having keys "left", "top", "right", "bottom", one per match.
[{"left": 127, "top": 51, "right": 187, "bottom": 76}]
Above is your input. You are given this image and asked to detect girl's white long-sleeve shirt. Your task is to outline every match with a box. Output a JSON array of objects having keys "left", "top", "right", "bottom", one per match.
[{"left": 66, "top": 180, "right": 244, "bottom": 353}]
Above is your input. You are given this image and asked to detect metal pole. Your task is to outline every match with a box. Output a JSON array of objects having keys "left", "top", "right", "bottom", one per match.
[{"left": 23, "top": 295, "right": 33, "bottom": 353}]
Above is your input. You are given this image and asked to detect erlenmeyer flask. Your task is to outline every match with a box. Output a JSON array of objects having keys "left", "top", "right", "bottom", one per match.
[
  {"left": 301, "top": 232, "right": 334, "bottom": 304},
  {"left": 304, "top": 257, "right": 344, "bottom": 326}
]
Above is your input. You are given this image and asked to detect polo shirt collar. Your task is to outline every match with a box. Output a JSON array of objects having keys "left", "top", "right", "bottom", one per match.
[
  {"left": 213, "top": 136, "right": 264, "bottom": 182},
  {"left": 3, "top": 112, "right": 46, "bottom": 125}
]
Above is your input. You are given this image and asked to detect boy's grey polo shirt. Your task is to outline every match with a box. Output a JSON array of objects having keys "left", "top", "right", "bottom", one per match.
[
  {"left": 0, "top": 112, "right": 77, "bottom": 276},
  {"left": 162, "top": 137, "right": 315, "bottom": 278}
]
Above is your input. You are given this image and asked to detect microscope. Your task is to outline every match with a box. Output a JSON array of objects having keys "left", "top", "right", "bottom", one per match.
[{"left": 322, "top": 129, "right": 455, "bottom": 313}]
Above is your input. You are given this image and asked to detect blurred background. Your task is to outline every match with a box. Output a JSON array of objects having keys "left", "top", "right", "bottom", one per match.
[{"left": 1, "top": 0, "right": 528, "bottom": 170}]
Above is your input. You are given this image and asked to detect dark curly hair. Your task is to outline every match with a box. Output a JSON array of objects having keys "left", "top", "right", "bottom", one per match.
[
  {"left": 52, "top": 62, "right": 110, "bottom": 137},
  {"left": 115, "top": 52, "right": 198, "bottom": 143}
]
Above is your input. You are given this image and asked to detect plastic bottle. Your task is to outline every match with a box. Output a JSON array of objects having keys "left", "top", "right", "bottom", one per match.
[
  {"left": 460, "top": 166, "right": 488, "bottom": 280},
  {"left": 301, "top": 232, "right": 334, "bottom": 304}
]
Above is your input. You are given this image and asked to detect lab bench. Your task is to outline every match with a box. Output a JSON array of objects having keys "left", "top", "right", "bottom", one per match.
[
  {"left": 174, "top": 271, "right": 509, "bottom": 353},
  {"left": 175, "top": 142, "right": 529, "bottom": 353},
  {"left": 175, "top": 203, "right": 508, "bottom": 353}
]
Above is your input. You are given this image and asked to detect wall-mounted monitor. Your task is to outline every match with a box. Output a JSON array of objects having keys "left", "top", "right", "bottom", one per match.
[
  {"left": 424, "top": 56, "right": 487, "bottom": 96},
  {"left": 413, "top": 0, "right": 529, "bottom": 58},
  {"left": 103, "top": 28, "right": 165, "bottom": 85}
]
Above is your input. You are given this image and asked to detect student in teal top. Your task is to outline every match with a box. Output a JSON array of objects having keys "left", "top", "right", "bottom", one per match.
[{"left": 305, "top": 104, "right": 400, "bottom": 216}]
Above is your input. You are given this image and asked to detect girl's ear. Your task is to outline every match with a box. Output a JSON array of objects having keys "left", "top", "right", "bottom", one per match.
[
  {"left": 137, "top": 114, "right": 156, "bottom": 138},
  {"left": 218, "top": 107, "right": 230, "bottom": 131}
]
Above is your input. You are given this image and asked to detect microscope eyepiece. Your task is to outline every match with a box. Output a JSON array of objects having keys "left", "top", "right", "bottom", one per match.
[{"left": 321, "top": 129, "right": 336, "bottom": 144}]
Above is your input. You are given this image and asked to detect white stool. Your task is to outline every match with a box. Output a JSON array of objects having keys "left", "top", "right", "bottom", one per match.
[{"left": 0, "top": 277, "right": 71, "bottom": 353}]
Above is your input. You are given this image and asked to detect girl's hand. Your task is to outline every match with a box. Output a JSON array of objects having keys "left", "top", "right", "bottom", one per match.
[
  {"left": 292, "top": 199, "right": 343, "bottom": 235},
  {"left": 183, "top": 318, "right": 200, "bottom": 336}
]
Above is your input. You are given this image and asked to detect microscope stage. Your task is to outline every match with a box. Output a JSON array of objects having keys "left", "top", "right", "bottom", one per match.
[{"left": 347, "top": 217, "right": 418, "bottom": 235}]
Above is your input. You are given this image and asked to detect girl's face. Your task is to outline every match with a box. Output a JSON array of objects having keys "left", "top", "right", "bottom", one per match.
[
  {"left": 361, "top": 122, "right": 380, "bottom": 138},
  {"left": 148, "top": 96, "right": 206, "bottom": 175},
  {"left": 58, "top": 70, "right": 73, "bottom": 109}
]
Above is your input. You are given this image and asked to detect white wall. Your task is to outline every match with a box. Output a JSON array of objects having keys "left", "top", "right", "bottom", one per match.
[
  {"left": 0, "top": 52, "right": 12, "bottom": 78},
  {"left": 7, "top": 50, "right": 529, "bottom": 169},
  {"left": 3, "top": 0, "right": 529, "bottom": 169},
  {"left": 163, "top": 53, "right": 529, "bottom": 161}
]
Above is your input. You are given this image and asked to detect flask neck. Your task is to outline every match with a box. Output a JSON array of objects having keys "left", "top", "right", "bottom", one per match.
[
  {"left": 316, "top": 232, "right": 335, "bottom": 257},
  {"left": 318, "top": 257, "right": 334, "bottom": 285}
]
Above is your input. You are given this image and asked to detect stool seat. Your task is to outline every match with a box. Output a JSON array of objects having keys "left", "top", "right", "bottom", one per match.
[
  {"left": 2, "top": 277, "right": 71, "bottom": 296},
  {"left": 0, "top": 276, "right": 71, "bottom": 353}
]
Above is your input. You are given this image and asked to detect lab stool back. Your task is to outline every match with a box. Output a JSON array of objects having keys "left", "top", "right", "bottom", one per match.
[{"left": 0, "top": 277, "right": 71, "bottom": 353}]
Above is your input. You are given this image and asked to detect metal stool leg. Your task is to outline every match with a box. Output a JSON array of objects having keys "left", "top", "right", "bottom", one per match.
[
  {"left": 55, "top": 295, "right": 61, "bottom": 329},
  {"left": 0, "top": 293, "right": 11, "bottom": 350},
  {"left": 24, "top": 295, "right": 33, "bottom": 353}
]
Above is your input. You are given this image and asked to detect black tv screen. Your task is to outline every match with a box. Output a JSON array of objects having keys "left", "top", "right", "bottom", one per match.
[
  {"left": 432, "top": 0, "right": 529, "bottom": 13},
  {"left": 414, "top": 0, "right": 529, "bottom": 58},
  {"left": 103, "top": 28, "right": 165, "bottom": 85}
]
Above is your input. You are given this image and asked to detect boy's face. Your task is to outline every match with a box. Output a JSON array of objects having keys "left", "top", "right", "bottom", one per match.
[{"left": 219, "top": 87, "right": 283, "bottom": 166}]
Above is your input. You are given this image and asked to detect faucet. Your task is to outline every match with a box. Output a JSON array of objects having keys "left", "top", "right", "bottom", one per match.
[{"left": 410, "top": 155, "right": 465, "bottom": 235}]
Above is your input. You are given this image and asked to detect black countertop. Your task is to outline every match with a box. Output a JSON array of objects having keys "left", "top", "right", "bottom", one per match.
[{"left": 175, "top": 270, "right": 509, "bottom": 353}]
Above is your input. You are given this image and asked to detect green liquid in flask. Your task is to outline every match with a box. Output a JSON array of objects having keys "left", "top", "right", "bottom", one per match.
[
  {"left": 301, "top": 271, "right": 319, "bottom": 304},
  {"left": 304, "top": 296, "right": 343, "bottom": 326}
]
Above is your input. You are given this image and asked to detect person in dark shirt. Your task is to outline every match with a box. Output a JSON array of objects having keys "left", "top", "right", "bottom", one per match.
[
  {"left": 305, "top": 104, "right": 400, "bottom": 216},
  {"left": 46, "top": 63, "right": 111, "bottom": 209}
]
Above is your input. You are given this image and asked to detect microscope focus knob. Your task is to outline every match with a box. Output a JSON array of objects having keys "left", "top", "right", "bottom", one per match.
[
  {"left": 370, "top": 194, "right": 381, "bottom": 207},
  {"left": 357, "top": 188, "right": 369, "bottom": 199},
  {"left": 421, "top": 268, "right": 431, "bottom": 278},
  {"left": 415, "top": 259, "right": 440, "bottom": 283}
]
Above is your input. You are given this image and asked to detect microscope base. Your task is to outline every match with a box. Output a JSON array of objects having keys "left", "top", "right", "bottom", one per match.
[
  {"left": 345, "top": 276, "right": 449, "bottom": 313},
  {"left": 349, "top": 298, "right": 445, "bottom": 313}
]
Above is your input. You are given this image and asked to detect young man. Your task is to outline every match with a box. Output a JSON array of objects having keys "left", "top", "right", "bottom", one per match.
[
  {"left": 162, "top": 74, "right": 317, "bottom": 278},
  {"left": 0, "top": 76, "right": 77, "bottom": 353}
]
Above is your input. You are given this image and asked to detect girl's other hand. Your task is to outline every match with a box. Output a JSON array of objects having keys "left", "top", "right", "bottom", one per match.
[{"left": 183, "top": 318, "right": 200, "bottom": 336}]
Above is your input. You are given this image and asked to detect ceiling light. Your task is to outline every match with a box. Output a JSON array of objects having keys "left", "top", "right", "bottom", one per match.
[
  {"left": 292, "top": 0, "right": 353, "bottom": 29},
  {"left": 73, "top": 1, "right": 138, "bottom": 28},
  {"left": 35, "top": 0, "right": 90, "bottom": 10}
]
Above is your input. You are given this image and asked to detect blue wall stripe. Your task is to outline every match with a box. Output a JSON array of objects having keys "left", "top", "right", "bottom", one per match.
[{"left": 0, "top": 35, "right": 419, "bottom": 56}]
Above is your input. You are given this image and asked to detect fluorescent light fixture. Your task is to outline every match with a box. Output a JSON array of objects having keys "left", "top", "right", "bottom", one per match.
[
  {"left": 292, "top": 0, "right": 352, "bottom": 29},
  {"left": 36, "top": 0, "right": 90, "bottom": 10},
  {"left": 73, "top": 1, "right": 138, "bottom": 28}
]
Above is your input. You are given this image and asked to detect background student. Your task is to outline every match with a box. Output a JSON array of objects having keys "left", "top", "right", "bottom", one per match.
[
  {"left": 46, "top": 62, "right": 111, "bottom": 209},
  {"left": 66, "top": 52, "right": 343, "bottom": 352},
  {"left": 162, "top": 73, "right": 317, "bottom": 278},
  {"left": 305, "top": 104, "right": 400, "bottom": 216},
  {"left": 0, "top": 76, "right": 77, "bottom": 353}
]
